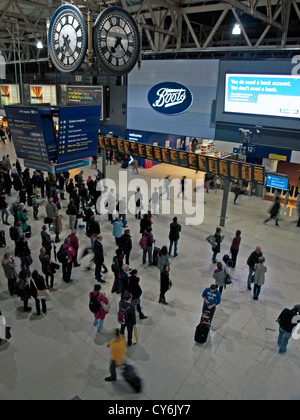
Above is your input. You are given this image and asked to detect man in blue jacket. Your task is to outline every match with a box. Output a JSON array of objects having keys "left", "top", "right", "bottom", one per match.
[{"left": 202, "top": 284, "right": 221, "bottom": 321}]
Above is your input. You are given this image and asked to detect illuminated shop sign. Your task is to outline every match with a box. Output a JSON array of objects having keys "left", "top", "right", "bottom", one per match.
[{"left": 148, "top": 82, "right": 193, "bottom": 115}]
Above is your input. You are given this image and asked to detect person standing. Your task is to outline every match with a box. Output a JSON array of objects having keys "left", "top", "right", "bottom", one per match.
[
  {"left": 264, "top": 196, "right": 281, "bottom": 227},
  {"left": 66, "top": 198, "right": 78, "bottom": 230},
  {"left": 119, "top": 229, "right": 132, "bottom": 265},
  {"left": 119, "top": 292, "right": 137, "bottom": 347},
  {"left": 247, "top": 246, "right": 263, "bottom": 291},
  {"left": 157, "top": 246, "right": 170, "bottom": 271},
  {"left": 159, "top": 264, "right": 172, "bottom": 305},
  {"left": 135, "top": 187, "right": 143, "bottom": 220},
  {"left": 230, "top": 230, "right": 241, "bottom": 268},
  {"left": 16, "top": 269, "right": 32, "bottom": 312},
  {"left": 45, "top": 198, "right": 57, "bottom": 229},
  {"left": 39, "top": 247, "right": 55, "bottom": 291},
  {"left": 107, "top": 188, "right": 116, "bottom": 222},
  {"left": 141, "top": 227, "right": 155, "bottom": 266},
  {"left": 126, "top": 269, "right": 148, "bottom": 320},
  {"left": 105, "top": 329, "right": 127, "bottom": 382},
  {"left": 118, "top": 197, "right": 127, "bottom": 228},
  {"left": 212, "top": 227, "right": 224, "bottom": 264},
  {"left": 233, "top": 181, "right": 243, "bottom": 205},
  {"left": 68, "top": 230, "right": 80, "bottom": 268},
  {"left": 0, "top": 193, "right": 10, "bottom": 225},
  {"left": 168, "top": 217, "right": 181, "bottom": 257},
  {"left": 276, "top": 305, "right": 300, "bottom": 354},
  {"left": 204, "top": 173, "right": 211, "bottom": 193},
  {"left": 15, "top": 235, "right": 32, "bottom": 278},
  {"left": 112, "top": 217, "right": 123, "bottom": 246},
  {"left": 94, "top": 234, "right": 105, "bottom": 283},
  {"left": 90, "top": 284, "right": 109, "bottom": 333},
  {"left": 213, "top": 262, "right": 227, "bottom": 295},
  {"left": 1, "top": 253, "right": 18, "bottom": 296},
  {"left": 30, "top": 270, "right": 47, "bottom": 316},
  {"left": 60, "top": 237, "right": 76, "bottom": 284},
  {"left": 253, "top": 257, "right": 267, "bottom": 300},
  {"left": 53, "top": 211, "right": 63, "bottom": 243},
  {"left": 202, "top": 284, "right": 221, "bottom": 321},
  {"left": 41, "top": 225, "right": 53, "bottom": 258}
]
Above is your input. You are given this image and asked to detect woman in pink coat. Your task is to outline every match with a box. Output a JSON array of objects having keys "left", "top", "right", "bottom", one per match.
[{"left": 90, "top": 284, "right": 109, "bottom": 333}]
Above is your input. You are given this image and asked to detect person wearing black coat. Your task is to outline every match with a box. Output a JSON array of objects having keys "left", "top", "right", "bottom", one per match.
[
  {"left": 159, "top": 264, "right": 171, "bottom": 305},
  {"left": 30, "top": 270, "right": 47, "bottom": 315},
  {"left": 277, "top": 305, "right": 300, "bottom": 354},
  {"left": 212, "top": 227, "right": 224, "bottom": 264},
  {"left": 126, "top": 269, "right": 147, "bottom": 319},
  {"left": 264, "top": 196, "right": 281, "bottom": 227},
  {"left": 119, "top": 292, "right": 137, "bottom": 347},
  {"left": 119, "top": 229, "right": 132, "bottom": 265},
  {"left": 93, "top": 234, "right": 105, "bottom": 283},
  {"left": 247, "top": 246, "right": 263, "bottom": 291}
]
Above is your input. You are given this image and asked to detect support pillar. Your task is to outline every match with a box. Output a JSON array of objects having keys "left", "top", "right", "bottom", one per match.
[{"left": 219, "top": 178, "right": 230, "bottom": 227}]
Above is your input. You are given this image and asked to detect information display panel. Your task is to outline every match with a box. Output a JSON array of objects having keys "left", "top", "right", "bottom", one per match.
[
  {"left": 138, "top": 143, "right": 146, "bottom": 158},
  {"left": 170, "top": 149, "right": 179, "bottom": 166},
  {"left": 5, "top": 106, "right": 50, "bottom": 164},
  {"left": 123, "top": 141, "right": 131, "bottom": 155},
  {"left": 104, "top": 137, "right": 112, "bottom": 150},
  {"left": 198, "top": 155, "right": 208, "bottom": 172},
  {"left": 153, "top": 146, "right": 163, "bottom": 162},
  {"left": 179, "top": 151, "right": 189, "bottom": 168},
  {"left": 207, "top": 157, "right": 219, "bottom": 175},
  {"left": 57, "top": 105, "right": 100, "bottom": 164},
  {"left": 188, "top": 153, "right": 198, "bottom": 171},
  {"left": 117, "top": 139, "right": 125, "bottom": 154},
  {"left": 161, "top": 148, "right": 171, "bottom": 164},
  {"left": 230, "top": 161, "right": 240, "bottom": 179},
  {"left": 240, "top": 163, "right": 253, "bottom": 182},
  {"left": 98, "top": 136, "right": 105, "bottom": 149},
  {"left": 130, "top": 142, "right": 139, "bottom": 156},
  {"left": 253, "top": 166, "right": 265, "bottom": 185},
  {"left": 109, "top": 137, "right": 118, "bottom": 152},
  {"left": 145, "top": 144, "right": 154, "bottom": 160},
  {"left": 218, "top": 159, "right": 230, "bottom": 178}
]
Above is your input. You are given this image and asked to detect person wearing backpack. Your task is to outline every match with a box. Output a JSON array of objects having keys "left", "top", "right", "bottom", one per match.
[
  {"left": 59, "top": 237, "right": 76, "bottom": 283},
  {"left": 119, "top": 292, "right": 136, "bottom": 347},
  {"left": 89, "top": 284, "right": 109, "bottom": 333}
]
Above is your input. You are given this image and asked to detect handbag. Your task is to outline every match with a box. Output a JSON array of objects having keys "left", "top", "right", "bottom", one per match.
[
  {"left": 32, "top": 278, "right": 49, "bottom": 300},
  {"left": 27, "top": 255, "right": 33, "bottom": 266},
  {"left": 206, "top": 234, "right": 217, "bottom": 248}
]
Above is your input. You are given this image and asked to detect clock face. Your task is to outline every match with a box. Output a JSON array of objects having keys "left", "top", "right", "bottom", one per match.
[
  {"left": 48, "top": 5, "right": 87, "bottom": 73},
  {"left": 94, "top": 7, "right": 140, "bottom": 75}
]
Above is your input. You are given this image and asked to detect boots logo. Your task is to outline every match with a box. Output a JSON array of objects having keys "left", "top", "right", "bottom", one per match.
[{"left": 148, "top": 82, "right": 193, "bottom": 115}]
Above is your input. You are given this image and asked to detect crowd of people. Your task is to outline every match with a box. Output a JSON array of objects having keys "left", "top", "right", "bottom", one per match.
[{"left": 0, "top": 152, "right": 299, "bottom": 388}]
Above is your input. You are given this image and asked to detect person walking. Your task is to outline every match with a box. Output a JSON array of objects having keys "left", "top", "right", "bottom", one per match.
[
  {"left": 168, "top": 217, "right": 181, "bottom": 257},
  {"left": 212, "top": 227, "right": 224, "bottom": 264},
  {"left": 247, "top": 246, "right": 263, "bottom": 291},
  {"left": 177, "top": 176, "right": 186, "bottom": 198},
  {"left": 135, "top": 187, "right": 143, "bottom": 220},
  {"left": 94, "top": 234, "right": 105, "bottom": 283},
  {"left": 276, "top": 305, "right": 300, "bottom": 354},
  {"left": 30, "top": 270, "right": 48, "bottom": 316},
  {"left": 230, "top": 230, "right": 241, "bottom": 268},
  {"left": 132, "top": 158, "right": 139, "bottom": 174},
  {"left": 213, "top": 262, "right": 227, "bottom": 295},
  {"left": 202, "top": 284, "right": 221, "bottom": 321},
  {"left": 159, "top": 264, "right": 172, "bottom": 305},
  {"left": 90, "top": 284, "right": 109, "bottom": 333},
  {"left": 119, "top": 229, "right": 132, "bottom": 265},
  {"left": 119, "top": 292, "right": 137, "bottom": 347},
  {"left": 233, "top": 181, "right": 243, "bottom": 205},
  {"left": 60, "top": 237, "right": 76, "bottom": 284},
  {"left": 126, "top": 269, "right": 148, "bottom": 320},
  {"left": 157, "top": 246, "right": 170, "bottom": 271},
  {"left": 253, "top": 257, "right": 267, "bottom": 300},
  {"left": 264, "top": 196, "right": 281, "bottom": 227},
  {"left": 105, "top": 329, "right": 127, "bottom": 382},
  {"left": 1, "top": 253, "right": 18, "bottom": 296},
  {"left": 16, "top": 269, "right": 32, "bottom": 312}
]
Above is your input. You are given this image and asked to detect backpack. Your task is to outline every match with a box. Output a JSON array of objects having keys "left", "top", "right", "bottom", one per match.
[
  {"left": 89, "top": 292, "right": 100, "bottom": 313},
  {"left": 57, "top": 246, "right": 68, "bottom": 263},
  {"left": 74, "top": 174, "right": 79, "bottom": 183},
  {"left": 111, "top": 256, "right": 119, "bottom": 273},
  {"left": 146, "top": 235, "right": 152, "bottom": 247},
  {"left": 9, "top": 226, "right": 19, "bottom": 241},
  {"left": 118, "top": 300, "right": 132, "bottom": 324}
]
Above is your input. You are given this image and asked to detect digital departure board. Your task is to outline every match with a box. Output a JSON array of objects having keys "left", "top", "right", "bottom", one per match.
[
  {"left": 145, "top": 145, "right": 154, "bottom": 160},
  {"left": 98, "top": 137, "right": 265, "bottom": 184},
  {"left": 57, "top": 105, "right": 100, "bottom": 164},
  {"left": 198, "top": 155, "right": 208, "bottom": 172},
  {"left": 98, "top": 136, "right": 105, "bottom": 149},
  {"left": 110, "top": 138, "right": 118, "bottom": 152}
]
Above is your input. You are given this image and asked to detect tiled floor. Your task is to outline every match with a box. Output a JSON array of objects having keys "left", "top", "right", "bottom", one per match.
[{"left": 0, "top": 140, "right": 300, "bottom": 400}]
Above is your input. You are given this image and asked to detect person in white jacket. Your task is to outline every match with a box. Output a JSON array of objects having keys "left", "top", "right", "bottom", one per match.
[{"left": 253, "top": 257, "right": 267, "bottom": 300}]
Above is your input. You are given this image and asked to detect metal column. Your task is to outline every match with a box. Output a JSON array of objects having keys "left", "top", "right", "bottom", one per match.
[{"left": 219, "top": 178, "right": 231, "bottom": 227}]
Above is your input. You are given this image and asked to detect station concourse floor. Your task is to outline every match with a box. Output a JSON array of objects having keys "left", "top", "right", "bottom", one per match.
[{"left": 0, "top": 141, "right": 300, "bottom": 401}]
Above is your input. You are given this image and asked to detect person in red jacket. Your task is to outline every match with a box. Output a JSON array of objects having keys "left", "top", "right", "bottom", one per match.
[
  {"left": 61, "top": 237, "right": 76, "bottom": 283},
  {"left": 90, "top": 284, "right": 109, "bottom": 333},
  {"left": 68, "top": 230, "right": 80, "bottom": 267}
]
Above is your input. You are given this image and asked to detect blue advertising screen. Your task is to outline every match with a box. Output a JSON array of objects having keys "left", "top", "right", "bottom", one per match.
[
  {"left": 225, "top": 74, "right": 300, "bottom": 118},
  {"left": 266, "top": 174, "right": 289, "bottom": 190},
  {"left": 57, "top": 105, "right": 101, "bottom": 164},
  {"left": 5, "top": 106, "right": 51, "bottom": 164}
]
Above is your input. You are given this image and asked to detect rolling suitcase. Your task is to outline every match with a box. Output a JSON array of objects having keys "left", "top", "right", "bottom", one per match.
[
  {"left": 0, "top": 230, "right": 6, "bottom": 248},
  {"left": 194, "top": 311, "right": 212, "bottom": 344},
  {"left": 152, "top": 247, "right": 160, "bottom": 266},
  {"left": 122, "top": 364, "right": 142, "bottom": 393},
  {"left": 223, "top": 253, "right": 233, "bottom": 268}
]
